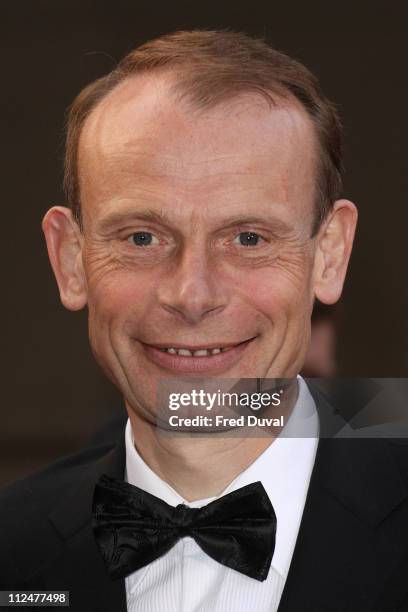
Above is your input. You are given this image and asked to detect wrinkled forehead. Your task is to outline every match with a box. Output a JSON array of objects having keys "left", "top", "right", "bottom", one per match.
[{"left": 78, "top": 73, "right": 318, "bottom": 216}]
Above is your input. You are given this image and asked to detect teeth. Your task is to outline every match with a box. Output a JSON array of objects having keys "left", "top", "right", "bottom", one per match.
[
  {"left": 194, "top": 349, "right": 209, "bottom": 356},
  {"left": 161, "top": 346, "right": 233, "bottom": 356},
  {"left": 178, "top": 348, "right": 193, "bottom": 356}
]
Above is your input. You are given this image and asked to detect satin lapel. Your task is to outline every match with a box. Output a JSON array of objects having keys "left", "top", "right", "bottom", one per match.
[
  {"left": 278, "top": 434, "right": 408, "bottom": 612},
  {"left": 42, "top": 437, "right": 127, "bottom": 612}
]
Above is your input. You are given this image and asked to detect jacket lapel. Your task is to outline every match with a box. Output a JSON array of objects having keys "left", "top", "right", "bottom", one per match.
[
  {"left": 43, "top": 437, "right": 128, "bottom": 611},
  {"left": 278, "top": 431, "right": 408, "bottom": 610}
]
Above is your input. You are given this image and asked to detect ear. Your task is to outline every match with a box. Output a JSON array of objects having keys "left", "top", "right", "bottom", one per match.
[
  {"left": 312, "top": 199, "right": 358, "bottom": 304},
  {"left": 42, "top": 206, "right": 88, "bottom": 311}
]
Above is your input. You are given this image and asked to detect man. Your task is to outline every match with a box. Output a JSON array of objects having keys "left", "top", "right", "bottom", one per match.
[{"left": 1, "top": 30, "right": 408, "bottom": 611}]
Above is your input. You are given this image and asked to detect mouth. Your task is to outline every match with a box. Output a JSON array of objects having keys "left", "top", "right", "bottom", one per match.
[{"left": 139, "top": 337, "right": 257, "bottom": 373}]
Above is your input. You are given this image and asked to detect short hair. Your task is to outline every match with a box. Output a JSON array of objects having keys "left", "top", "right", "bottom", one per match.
[{"left": 64, "top": 29, "right": 343, "bottom": 235}]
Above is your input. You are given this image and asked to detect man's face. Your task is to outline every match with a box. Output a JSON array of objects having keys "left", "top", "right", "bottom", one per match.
[{"left": 77, "top": 75, "right": 319, "bottom": 420}]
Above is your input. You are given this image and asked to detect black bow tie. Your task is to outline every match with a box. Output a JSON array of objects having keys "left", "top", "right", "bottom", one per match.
[{"left": 92, "top": 474, "right": 276, "bottom": 582}]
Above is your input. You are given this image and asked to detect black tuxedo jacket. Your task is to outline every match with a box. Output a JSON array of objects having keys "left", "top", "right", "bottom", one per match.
[{"left": 2, "top": 390, "right": 408, "bottom": 611}]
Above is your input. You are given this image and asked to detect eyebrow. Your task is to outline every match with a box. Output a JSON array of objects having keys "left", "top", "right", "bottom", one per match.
[
  {"left": 97, "top": 209, "right": 175, "bottom": 233},
  {"left": 97, "top": 208, "right": 293, "bottom": 235},
  {"left": 218, "top": 214, "right": 293, "bottom": 235}
]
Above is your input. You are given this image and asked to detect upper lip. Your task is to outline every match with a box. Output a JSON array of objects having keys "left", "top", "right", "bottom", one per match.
[{"left": 141, "top": 337, "right": 256, "bottom": 350}]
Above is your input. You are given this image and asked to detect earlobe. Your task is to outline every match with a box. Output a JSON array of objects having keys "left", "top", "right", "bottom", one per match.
[
  {"left": 42, "top": 206, "right": 88, "bottom": 311},
  {"left": 313, "top": 199, "right": 358, "bottom": 305}
]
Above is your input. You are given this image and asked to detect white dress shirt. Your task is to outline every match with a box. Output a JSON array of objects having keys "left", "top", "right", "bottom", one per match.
[{"left": 124, "top": 376, "right": 319, "bottom": 612}]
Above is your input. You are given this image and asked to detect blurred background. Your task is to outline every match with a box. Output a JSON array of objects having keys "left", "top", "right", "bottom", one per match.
[{"left": 1, "top": 0, "right": 407, "bottom": 487}]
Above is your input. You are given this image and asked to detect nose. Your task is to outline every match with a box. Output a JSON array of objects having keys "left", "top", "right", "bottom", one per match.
[{"left": 157, "top": 242, "right": 228, "bottom": 324}]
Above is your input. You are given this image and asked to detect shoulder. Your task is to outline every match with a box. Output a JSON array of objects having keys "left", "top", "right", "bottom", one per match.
[
  {"left": 385, "top": 438, "right": 408, "bottom": 482},
  {"left": 0, "top": 442, "right": 116, "bottom": 586},
  {"left": 0, "top": 442, "right": 115, "bottom": 509}
]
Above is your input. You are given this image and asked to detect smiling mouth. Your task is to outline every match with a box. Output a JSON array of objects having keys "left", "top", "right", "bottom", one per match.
[
  {"left": 146, "top": 339, "right": 252, "bottom": 357},
  {"left": 139, "top": 337, "right": 256, "bottom": 372},
  {"left": 158, "top": 345, "right": 236, "bottom": 357}
]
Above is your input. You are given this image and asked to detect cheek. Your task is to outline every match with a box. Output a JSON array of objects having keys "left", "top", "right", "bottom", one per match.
[
  {"left": 83, "top": 242, "right": 165, "bottom": 323},
  {"left": 232, "top": 250, "right": 314, "bottom": 324},
  {"left": 86, "top": 266, "right": 157, "bottom": 331}
]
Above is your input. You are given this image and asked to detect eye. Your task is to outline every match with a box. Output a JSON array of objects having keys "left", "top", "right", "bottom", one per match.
[
  {"left": 233, "top": 231, "right": 263, "bottom": 247},
  {"left": 129, "top": 232, "right": 159, "bottom": 247}
]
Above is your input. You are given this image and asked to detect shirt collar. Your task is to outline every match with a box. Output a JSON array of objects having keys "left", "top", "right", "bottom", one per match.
[{"left": 125, "top": 375, "right": 319, "bottom": 580}]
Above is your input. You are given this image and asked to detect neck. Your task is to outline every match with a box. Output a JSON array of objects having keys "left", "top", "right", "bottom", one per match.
[{"left": 126, "top": 380, "right": 298, "bottom": 501}]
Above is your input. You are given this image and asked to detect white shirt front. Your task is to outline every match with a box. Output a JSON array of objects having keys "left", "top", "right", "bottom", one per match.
[{"left": 124, "top": 376, "right": 319, "bottom": 612}]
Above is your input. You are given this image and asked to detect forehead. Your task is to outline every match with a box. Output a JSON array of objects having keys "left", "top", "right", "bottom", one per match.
[{"left": 78, "top": 73, "right": 317, "bottom": 222}]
